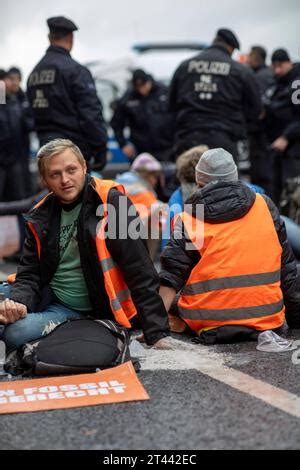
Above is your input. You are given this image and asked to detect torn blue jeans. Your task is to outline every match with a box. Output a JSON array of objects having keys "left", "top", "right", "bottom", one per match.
[{"left": 0, "top": 283, "right": 86, "bottom": 353}]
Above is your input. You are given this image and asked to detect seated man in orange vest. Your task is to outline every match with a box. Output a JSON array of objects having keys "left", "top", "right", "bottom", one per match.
[
  {"left": 159, "top": 148, "right": 300, "bottom": 343},
  {"left": 0, "top": 139, "right": 170, "bottom": 352}
]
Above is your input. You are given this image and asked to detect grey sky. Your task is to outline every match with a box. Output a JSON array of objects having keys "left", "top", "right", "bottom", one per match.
[{"left": 1, "top": 0, "right": 299, "bottom": 81}]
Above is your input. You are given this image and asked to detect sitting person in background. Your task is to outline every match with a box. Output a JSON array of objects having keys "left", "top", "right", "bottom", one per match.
[
  {"left": 159, "top": 148, "right": 300, "bottom": 342},
  {"left": 116, "top": 153, "right": 164, "bottom": 260},
  {"left": 161, "top": 145, "right": 209, "bottom": 250}
]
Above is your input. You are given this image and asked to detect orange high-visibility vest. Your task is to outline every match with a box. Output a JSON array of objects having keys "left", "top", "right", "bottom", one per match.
[
  {"left": 175, "top": 194, "right": 285, "bottom": 334},
  {"left": 122, "top": 180, "right": 159, "bottom": 222},
  {"left": 8, "top": 178, "right": 137, "bottom": 329}
]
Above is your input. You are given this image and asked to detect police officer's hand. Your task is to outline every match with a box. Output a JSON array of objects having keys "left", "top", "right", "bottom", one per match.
[
  {"left": 0, "top": 299, "right": 27, "bottom": 325},
  {"left": 271, "top": 136, "right": 289, "bottom": 152},
  {"left": 122, "top": 144, "right": 136, "bottom": 160}
]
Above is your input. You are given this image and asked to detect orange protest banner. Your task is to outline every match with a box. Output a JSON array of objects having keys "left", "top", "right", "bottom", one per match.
[{"left": 0, "top": 361, "right": 149, "bottom": 415}]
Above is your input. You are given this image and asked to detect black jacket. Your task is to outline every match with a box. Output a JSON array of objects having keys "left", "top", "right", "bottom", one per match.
[
  {"left": 168, "top": 45, "right": 262, "bottom": 141},
  {"left": 263, "top": 63, "right": 300, "bottom": 143},
  {"left": 27, "top": 46, "right": 107, "bottom": 168},
  {"left": 0, "top": 189, "right": 48, "bottom": 215},
  {"left": 0, "top": 93, "right": 33, "bottom": 167},
  {"left": 248, "top": 65, "right": 274, "bottom": 134},
  {"left": 111, "top": 81, "right": 174, "bottom": 154},
  {"left": 10, "top": 176, "right": 169, "bottom": 345},
  {"left": 252, "top": 64, "right": 274, "bottom": 96},
  {"left": 160, "top": 181, "right": 300, "bottom": 328}
]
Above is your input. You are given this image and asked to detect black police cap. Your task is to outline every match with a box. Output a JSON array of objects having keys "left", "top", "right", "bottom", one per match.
[
  {"left": 217, "top": 28, "right": 240, "bottom": 50},
  {"left": 47, "top": 16, "right": 78, "bottom": 34},
  {"left": 132, "top": 69, "right": 152, "bottom": 85},
  {"left": 271, "top": 49, "right": 290, "bottom": 63}
]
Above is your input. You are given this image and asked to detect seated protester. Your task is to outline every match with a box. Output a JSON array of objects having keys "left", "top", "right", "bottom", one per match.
[
  {"left": 116, "top": 153, "right": 164, "bottom": 260},
  {"left": 159, "top": 148, "right": 300, "bottom": 342},
  {"left": 162, "top": 145, "right": 209, "bottom": 250},
  {"left": 0, "top": 139, "right": 170, "bottom": 352}
]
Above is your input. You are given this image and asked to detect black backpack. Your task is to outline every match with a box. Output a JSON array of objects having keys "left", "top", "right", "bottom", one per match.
[{"left": 5, "top": 318, "right": 139, "bottom": 377}]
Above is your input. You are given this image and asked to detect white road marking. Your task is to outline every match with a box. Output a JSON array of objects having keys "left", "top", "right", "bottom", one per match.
[{"left": 140, "top": 341, "right": 300, "bottom": 419}]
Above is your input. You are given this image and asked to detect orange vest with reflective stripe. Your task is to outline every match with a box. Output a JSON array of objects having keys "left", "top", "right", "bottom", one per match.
[
  {"left": 176, "top": 194, "right": 285, "bottom": 334},
  {"left": 93, "top": 179, "right": 137, "bottom": 327},
  {"left": 8, "top": 178, "right": 137, "bottom": 329}
]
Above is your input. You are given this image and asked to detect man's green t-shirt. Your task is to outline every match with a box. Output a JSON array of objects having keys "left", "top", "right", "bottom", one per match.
[{"left": 50, "top": 203, "right": 92, "bottom": 311}]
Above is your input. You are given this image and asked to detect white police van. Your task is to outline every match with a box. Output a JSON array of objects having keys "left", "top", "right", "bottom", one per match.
[
  {"left": 87, "top": 43, "right": 208, "bottom": 177},
  {"left": 88, "top": 42, "right": 250, "bottom": 179}
]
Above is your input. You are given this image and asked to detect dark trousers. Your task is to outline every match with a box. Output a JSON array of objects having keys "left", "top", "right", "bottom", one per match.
[
  {"left": 249, "top": 131, "right": 273, "bottom": 196},
  {"left": 0, "top": 162, "right": 25, "bottom": 202},
  {"left": 175, "top": 129, "right": 238, "bottom": 161},
  {"left": 271, "top": 142, "right": 300, "bottom": 206}
]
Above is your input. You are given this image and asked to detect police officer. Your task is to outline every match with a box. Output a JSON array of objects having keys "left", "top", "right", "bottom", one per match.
[
  {"left": 168, "top": 28, "right": 262, "bottom": 160},
  {"left": 263, "top": 49, "right": 300, "bottom": 204},
  {"left": 27, "top": 16, "right": 107, "bottom": 170},
  {"left": 247, "top": 46, "right": 274, "bottom": 195},
  {"left": 0, "top": 69, "right": 34, "bottom": 201},
  {"left": 111, "top": 69, "right": 174, "bottom": 162}
]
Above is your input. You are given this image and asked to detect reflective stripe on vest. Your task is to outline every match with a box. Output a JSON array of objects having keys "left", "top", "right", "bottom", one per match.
[
  {"left": 181, "top": 270, "right": 281, "bottom": 295},
  {"left": 177, "top": 194, "right": 285, "bottom": 333},
  {"left": 178, "top": 300, "right": 284, "bottom": 321}
]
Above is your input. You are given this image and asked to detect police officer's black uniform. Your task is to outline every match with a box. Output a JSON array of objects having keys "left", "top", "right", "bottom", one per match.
[
  {"left": 168, "top": 29, "right": 262, "bottom": 160},
  {"left": 264, "top": 58, "right": 300, "bottom": 203},
  {"left": 111, "top": 76, "right": 174, "bottom": 161},
  {"left": 248, "top": 63, "right": 274, "bottom": 195},
  {"left": 27, "top": 16, "right": 107, "bottom": 169}
]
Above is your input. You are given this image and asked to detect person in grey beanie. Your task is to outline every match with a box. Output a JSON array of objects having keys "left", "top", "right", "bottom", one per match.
[
  {"left": 159, "top": 148, "right": 300, "bottom": 342},
  {"left": 194, "top": 148, "right": 238, "bottom": 186}
]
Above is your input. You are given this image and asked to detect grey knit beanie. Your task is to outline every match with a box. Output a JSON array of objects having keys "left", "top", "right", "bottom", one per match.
[{"left": 195, "top": 148, "right": 238, "bottom": 185}]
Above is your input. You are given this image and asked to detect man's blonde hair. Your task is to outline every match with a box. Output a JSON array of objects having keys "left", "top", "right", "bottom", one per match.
[
  {"left": 37, "top": 139, "right": 85, "bottom": 177},
  {"left": 176, "top": 145, "right": 209, "bottom": 183}
]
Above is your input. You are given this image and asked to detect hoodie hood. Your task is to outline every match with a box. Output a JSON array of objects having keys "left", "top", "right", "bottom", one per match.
[{"left": 185, "top": 180, "right": 256, "bottom": 223}]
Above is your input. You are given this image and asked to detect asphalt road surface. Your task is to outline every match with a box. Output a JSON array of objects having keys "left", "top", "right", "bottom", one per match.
[
  {"left": 0, "top": 261, "right": 300, "bottom": 450},
  {"left": 0, "top": 331, "right": 299, "bottom": 450}
]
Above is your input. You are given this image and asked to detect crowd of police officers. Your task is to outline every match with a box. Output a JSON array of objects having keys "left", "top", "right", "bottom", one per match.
[{"left": 1, "top": 15, "right": 300, "bottom": 206}]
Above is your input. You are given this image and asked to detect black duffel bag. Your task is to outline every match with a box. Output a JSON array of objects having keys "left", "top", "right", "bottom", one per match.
[{"left": 5, "top": 318, "right": 138, "bottom": 377}]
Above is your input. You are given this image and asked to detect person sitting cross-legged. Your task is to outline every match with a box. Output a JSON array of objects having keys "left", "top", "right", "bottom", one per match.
[
  {"left": 159, "top": 148, "right": 300, "bottom": 343},
  {"left": 0, "top": 139, "right": 170, "bottom": 353}
]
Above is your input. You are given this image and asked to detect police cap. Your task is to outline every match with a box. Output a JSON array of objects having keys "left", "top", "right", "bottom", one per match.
[
  {"left": 271, "top": 49, "right": 290, "bottom": 63},
  {"left": 217, "top": 28, "right": 240, "bottom": 50},
  {"left": 47, "top": 16, "right": 78, "bottom": 34},
  {"left": 132, "top": 69, "right": 152, "bottom": 85}
]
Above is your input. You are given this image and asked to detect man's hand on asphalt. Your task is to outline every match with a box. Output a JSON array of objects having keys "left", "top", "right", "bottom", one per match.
[
  {"left": 0, "top": 300, "right": 27, "bottom": 325},
  {"left": 136, "top": 334, "right": 176, "bottom": 350},
  {"left": 151, "top": 337, "right": 175, "bottom": 350}
]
